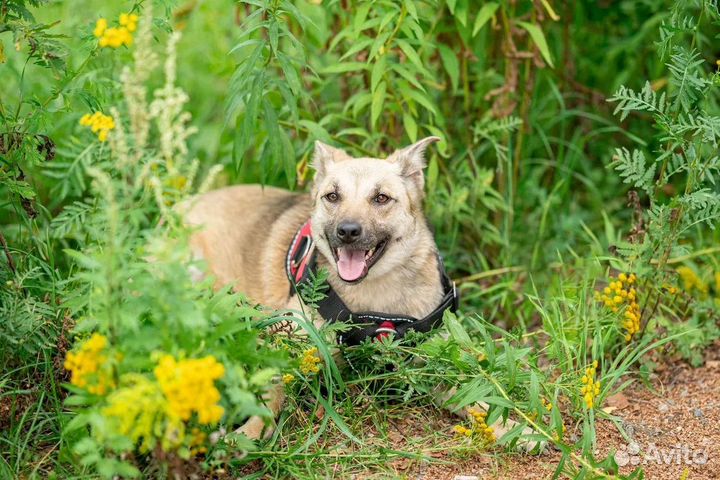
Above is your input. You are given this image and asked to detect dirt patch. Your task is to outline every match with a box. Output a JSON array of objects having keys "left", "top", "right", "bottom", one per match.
[{"left": 383, "top": 351, "right": 720, "bottom": 480}]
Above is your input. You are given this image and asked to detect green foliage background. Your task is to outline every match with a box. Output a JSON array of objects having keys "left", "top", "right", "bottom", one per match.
[{"left": 2, "top": 0, "right": 720, "bottom": 478}]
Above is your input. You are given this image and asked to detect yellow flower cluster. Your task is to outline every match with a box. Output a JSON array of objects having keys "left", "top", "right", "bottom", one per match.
[
  {"left": 94, "top": 13, "right": 138, "bottom": 48},
  {"left": 677, "top": 266, "right": 709, "bottom": 297},
  {"left": 468, "top": 407, "right": 496, "bottom": 444},
  {"left": 79, "top": 112, "right": 115, "bottom": 142},
  {"left": 282, "top": 373, "right": 295, "bottom": 384},
  {"left": 541, "top": 397, "right": 553, "bottom": 412},
  {"left": 453, "top": 424, "right": 472, "bottom": 437},
  {"left": 299, "top": 347, "right": 321, "bottom": 375},
  {"left": 595, "top": 273, "right": 640, "bottom": 341},
  {"left": 102, "top": 374, "right": 179, "bottom": 452},
  {"left": 451, "top": 407, "right": 495, "bottom": 444},
  {"left": 189, "top": 427, "right": 208, "bottom": 456},
  {"left": 580, "top": 360, "right": 601, "bottom": 409},
  {"left": 154, "top": 355, "right": 225, "bottom": 424},
  {"left": 63, "top": 333, "right": 115, "bottom": 395}
]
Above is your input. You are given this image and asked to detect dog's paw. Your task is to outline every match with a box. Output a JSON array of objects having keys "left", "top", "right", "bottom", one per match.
[{"left": 234, "top": 415, "right": 275, "bottom": 441}]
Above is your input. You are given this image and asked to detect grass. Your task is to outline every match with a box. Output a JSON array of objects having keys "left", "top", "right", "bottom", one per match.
[{"left": 2, "top": 0, "right": 720, "bottom": 478}]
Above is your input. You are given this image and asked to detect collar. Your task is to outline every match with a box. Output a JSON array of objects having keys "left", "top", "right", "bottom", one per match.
[{"left": 286, "top": 220, "right": 459, "bottom": 346}]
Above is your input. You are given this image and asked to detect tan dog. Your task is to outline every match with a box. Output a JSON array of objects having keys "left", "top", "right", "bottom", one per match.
[
  {"left": 183, "top": 137, "right": 541, "bottom": 450},
  {"left": 184, "top": 137, "right": 444, "bottom": 318},
  {"left": 183, "top": 137, "right": 445, "bottom": 437}
]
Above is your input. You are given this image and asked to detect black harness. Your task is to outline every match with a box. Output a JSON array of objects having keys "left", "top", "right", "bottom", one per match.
[{"left": 285, "top": 220, "right": 459, "bottom": 346}]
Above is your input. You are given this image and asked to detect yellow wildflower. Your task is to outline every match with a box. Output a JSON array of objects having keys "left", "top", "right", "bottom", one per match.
[
  {"left": 102, "top": 374, "right": 181, "bottom": 452},
  {"left": 189, "top": 427, "right": 208, "bottom": 455},
  {"left": 93, "top": 18, "right": 108, "bottom": 38},
  {"left": 63, "top": 332, "right": 115, "bottom": 395},
  {"left": 580, "top": 362, "right": 601, "bottom": 409},
  {"left": 597, "top": 273, "right": 641, "bottom": 341},
  {"left": 453, "top": 425, "right": 472, "bottom": 437},
  {"left": 300, "top": 347, "right": 322, "bottom": 375},
  {"left": 154, "top": 354, "right": 225, "bottom": 424},
  {"left": 79, "top": 111, "right": 115, "bottom": 142},
  {"left": 282, "top": 373, "right": 295, "bottom": 384},
  {"left": 96, "top": 13, "right": 136, "bottom": 49},
  {"left": 676, "top": 266, "right": 708, "bottom": 296},
  {"left": 466, "top": 406, "right": 496, "bottom": 444}
]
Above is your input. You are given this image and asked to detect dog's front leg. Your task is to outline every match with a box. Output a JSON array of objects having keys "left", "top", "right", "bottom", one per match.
[
  {"left": 432, "top": 385, "right": 545, "bottom": 453},
  {"left": 236, "top": 296, "right": 334, "bottom": 441},
  {"left": 236, "top": 381, "right": 287, "bottom": 440}
]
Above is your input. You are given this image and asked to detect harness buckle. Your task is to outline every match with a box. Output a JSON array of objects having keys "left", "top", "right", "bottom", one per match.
[
  {"left": 374, "top": 321, "right": 397, "bottom": 341},
  {"left": 451, "top": 281, "right": 459, "bottom": 312}
]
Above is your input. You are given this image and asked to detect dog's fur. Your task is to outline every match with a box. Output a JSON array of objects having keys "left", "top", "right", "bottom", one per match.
[
  {"left": 184, "top": 137, "right": 444, "bottom": 318},
  {"left": 183, "top": 138, "right": 541, "bottom": 450}
]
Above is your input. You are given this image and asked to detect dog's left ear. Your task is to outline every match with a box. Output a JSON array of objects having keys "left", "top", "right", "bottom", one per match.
[
  {"left": 388, "top": 136, "right": 441, "bottom": 190},
  {"left": 312, "top": 141, "right": 351, "bottom": 182}
]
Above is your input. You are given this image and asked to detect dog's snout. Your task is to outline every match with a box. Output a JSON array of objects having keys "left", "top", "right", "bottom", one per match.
[{"left": 336, "top": 221, "right": 362, "bottom": 243}]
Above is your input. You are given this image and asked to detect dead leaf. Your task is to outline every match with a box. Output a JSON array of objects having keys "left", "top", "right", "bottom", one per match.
[{"left": 605, "top": 392, "right": 630, "bottom": 410}]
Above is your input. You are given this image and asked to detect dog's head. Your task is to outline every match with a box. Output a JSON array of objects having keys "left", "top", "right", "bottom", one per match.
[{"left": 310, "top": 137, "right": 440, "bottom": 284}]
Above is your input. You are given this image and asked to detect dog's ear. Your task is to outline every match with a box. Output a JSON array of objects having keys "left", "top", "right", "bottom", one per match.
[
  {"left": 312, "top": 141, "right": 350, "bottom": 181},
  {"left": 388, "top": 136, "right": 441, "bottom": 190}
]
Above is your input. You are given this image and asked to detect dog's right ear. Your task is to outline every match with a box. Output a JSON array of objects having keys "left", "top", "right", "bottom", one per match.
[{"left": 312, "top": 141, "right": 350, "bottom": 181}]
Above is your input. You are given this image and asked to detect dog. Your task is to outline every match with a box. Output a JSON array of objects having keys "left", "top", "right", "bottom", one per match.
[{"left": 183, "top": 137, "right": 540, "bottom": 450}]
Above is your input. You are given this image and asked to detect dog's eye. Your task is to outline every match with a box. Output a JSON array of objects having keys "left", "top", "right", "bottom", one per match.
[
  {"left": 374, "top": 193, "right": 390, "bottom": 204},
  {"left": 324, "top": 192, "right": 339, "bottom": 203}
]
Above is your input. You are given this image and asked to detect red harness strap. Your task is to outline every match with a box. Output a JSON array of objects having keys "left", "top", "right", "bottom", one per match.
[{"left": 288, "top": 220, "right": 314, "bottom": 283}]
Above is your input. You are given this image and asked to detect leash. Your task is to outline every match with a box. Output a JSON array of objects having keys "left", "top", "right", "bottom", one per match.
[{"left": 286, "top": 220, "right": 459, "bottom": 346}]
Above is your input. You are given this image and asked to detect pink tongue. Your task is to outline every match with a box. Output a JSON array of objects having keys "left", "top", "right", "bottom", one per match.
[{"left": 336, "top": 248, "right": 367, "bottom": 281}]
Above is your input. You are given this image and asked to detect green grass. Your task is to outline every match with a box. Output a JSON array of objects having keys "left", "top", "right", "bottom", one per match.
[{"left": 2, "top": 0, "right": 720, "bottom": 478}]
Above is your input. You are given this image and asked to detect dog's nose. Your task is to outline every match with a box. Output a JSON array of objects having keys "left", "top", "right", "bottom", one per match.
[{"left": 337, "top": 221, "right": 362, "bottom": 243}]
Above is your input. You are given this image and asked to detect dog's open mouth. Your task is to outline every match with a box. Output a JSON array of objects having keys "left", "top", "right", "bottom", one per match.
[{"left": 333, "top": 239, "right": 388, "bottom": 283}]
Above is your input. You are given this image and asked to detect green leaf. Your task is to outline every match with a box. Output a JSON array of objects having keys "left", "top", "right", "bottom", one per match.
[
  {"left": 403, "top": 112, "right": 418, "bottom": 142},
  {"left": 445, "top": 377, "right": 493, "bottom": 409},
  {"left": 437, "top": 44, "right": 460, "bottom": 92},
  {"left": 396, "top": 39, "right": 426, "bottom": 74},
  {"left": 277, "top": 53, "right": 301, "bottom": 95},
  {"left": 353, "top": 3, "right": 372, "bottom": 35},
  {"left": 443, "top": 311, "right": 472, "bottom": 347},
  {"left": 391, "top": 63, "right": 426, "bottom": 91},
  {"left": 404, "top": 0, "right": 418, "bottom": 21},
  {"left": 298, "top": 120, "right": 333, "bottom": 143},
  {"left": 399, "top": 86, "right": 438, "bottom": 116},
  {"left": 517, "top": 21, "right": 554, "bottom": 68},
  {"left": 454, "top": 0, "right": 469, "bottom": 26},
  {"left": 319, "top": 62, "right": 369, "bottom": 74},
  {"left": 472, "top": 2, "right": 499, "bottom": 37},
  {"left": 269, "top": 20, "right": 279, "bottom": 54},
  {"left": 371, "top": 81, "right": 387, "bottom": 128},
  {"left": 371, "top": 55, "right": 387, "bottom": 93},
  {"left": 495, "top": 422, "right": 526, "bottom": 446}
]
